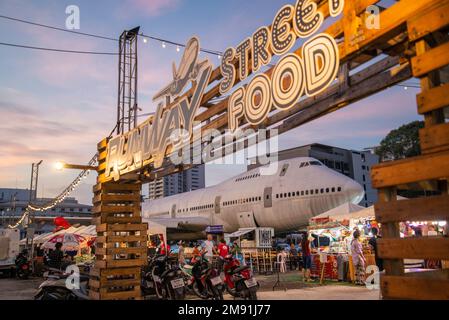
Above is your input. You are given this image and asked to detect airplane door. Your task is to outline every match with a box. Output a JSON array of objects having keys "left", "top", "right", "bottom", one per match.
[
  {"left": 171, "top": 204, "right": 176, "bottom": 218},
  {"left": 237, "top": 211, "right": 257, "bottom": 228},
  {"left": 214, "top": 196, "right": 221, "bottom": 214},
  {"left": 264, "top": 187, "right": 272, "bottom": 208}
]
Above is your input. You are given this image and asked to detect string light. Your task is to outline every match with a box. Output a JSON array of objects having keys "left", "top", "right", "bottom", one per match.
[
  {"left": 162, "top": 42, "right": 166, "bottom": 48},
  {"left": 143, "top": 38, "right": 147, "bottom": 44},
  {"left": 176, "top": 45, "right": 180, "bottom": 52},
  {"left": 8, "top": 155, "right": 97, "bottom": 229}
]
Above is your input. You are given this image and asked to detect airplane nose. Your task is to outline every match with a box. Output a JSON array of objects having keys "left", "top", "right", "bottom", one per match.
[{"left": 343, "top": 179, "right": 364, "bottom": 204}]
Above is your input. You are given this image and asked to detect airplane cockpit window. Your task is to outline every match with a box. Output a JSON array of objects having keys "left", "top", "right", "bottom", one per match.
[{"left": 309, "top": 161, "right": 322, "bottom": 166}]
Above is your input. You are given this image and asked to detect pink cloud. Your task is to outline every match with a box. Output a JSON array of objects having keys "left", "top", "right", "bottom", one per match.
[{"left": 125, "top": 0, "right": 181, "bottom": 16}]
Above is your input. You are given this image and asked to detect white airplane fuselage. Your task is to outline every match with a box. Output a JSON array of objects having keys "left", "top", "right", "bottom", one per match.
[{"left": 142, "top": 157, "right": 364, "bottom": 233}]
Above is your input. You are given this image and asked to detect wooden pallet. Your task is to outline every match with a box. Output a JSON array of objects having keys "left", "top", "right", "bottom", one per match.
[
  {"left": 88, "top": 138, "right": 147, "bottom": 300},
  {"left": 371, "top": 6, "right": 449, "bottom": 300}
]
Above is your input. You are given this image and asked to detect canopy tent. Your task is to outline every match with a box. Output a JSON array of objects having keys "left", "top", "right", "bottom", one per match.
[
  {"left": 311, "top": 202, "right": 365, "bottom": 223},
  {"left": 20, "top": 225, "right": 97, "bottom": 245},
  {"left": 227, "top": 228, "right": 256, "bottom": 238}
]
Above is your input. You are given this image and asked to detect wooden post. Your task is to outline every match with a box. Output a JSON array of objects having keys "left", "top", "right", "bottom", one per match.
[{"left": 88, "top": 138, "right": 148, "bottom": 300}]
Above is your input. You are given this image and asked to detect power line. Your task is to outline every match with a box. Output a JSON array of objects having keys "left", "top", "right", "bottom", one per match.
[
  {"left": 0, "top": 14, "right": 223, "bottom": 56},
  {"left": 0, "top": 41, "right": 118, "bottom": 55},
  {"left": 0, "top": 14, "right": 117, "bottom": 41}
]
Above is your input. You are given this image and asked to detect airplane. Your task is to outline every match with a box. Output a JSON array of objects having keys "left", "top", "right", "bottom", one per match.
[
  {"left": 142, "top": 157, "right": 365, "bottom": 239},
  {"left": 152, "top": 37, "right": 208, "bottom": 102}
]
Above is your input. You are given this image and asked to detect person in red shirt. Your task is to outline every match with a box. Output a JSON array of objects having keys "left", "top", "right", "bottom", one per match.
[{"left": 217, "top": 239, "right": 229, "bottom": 273}]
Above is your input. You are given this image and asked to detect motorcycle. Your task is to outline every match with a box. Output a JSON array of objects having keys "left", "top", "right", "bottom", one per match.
[
  {"left": 142, "top": 253, "right": 185, "bottom": 300},
  {"left": 189, "top": 254, "right": 223, "bottom": 300},
  {"left": 223, "top": 254, "right": 258, "bottom": 300},
  {"left": 15, "top": 251, "right": 31, "bottom": 280},
  {"left": 34, "top": 267, "right": 90, "bottom": 300}
]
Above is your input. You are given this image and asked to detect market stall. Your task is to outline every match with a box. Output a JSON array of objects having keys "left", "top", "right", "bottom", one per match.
[
  {"left": 225, "top": 227, "right": 275, "bottom": 274},
  {"left": 307, "top": 202, "right": 377, "bottom": 283}
]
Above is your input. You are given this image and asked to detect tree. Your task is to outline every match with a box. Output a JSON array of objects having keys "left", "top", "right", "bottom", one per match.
[{"left": 376, "top": 121, "right": 424, "bottom": 161}]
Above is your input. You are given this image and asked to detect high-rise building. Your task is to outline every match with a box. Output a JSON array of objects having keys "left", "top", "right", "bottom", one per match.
[
  {"left": 147, "top": 165, "right": 205, "bottom": 200},
  {"left": 248, "top": 144, "right": 379, "bottom": 207}
]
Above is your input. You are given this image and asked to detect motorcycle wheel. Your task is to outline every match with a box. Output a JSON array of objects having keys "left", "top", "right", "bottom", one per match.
[
  {"left": 17, "top": 270, "right": 29, "bottom": 280},
  {"left": 192, "top": 281, "right": 209, "bottom": 299},
  {"left": 225, "top": 283, "right": 238, "bottom": 297},
  {"left": 210, "top": 284, "right": 224, "bottom": 300},
  {"left": 247, "top": 287, "right": 258, "bottom": 300}
]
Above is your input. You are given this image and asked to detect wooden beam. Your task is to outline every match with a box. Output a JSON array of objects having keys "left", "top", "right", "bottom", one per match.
[
  {"left": 381, "top": 271, "right": 449, "bottom": 300},
  {"left": 375, "top": 194, "right": 449, "bottom": 223},
  {"left": 371, "top": 150, "right": 449, "bottom": 188},
  {"left": 412, "top": 40, "right": 449, "bottom": 77},
  {"left": 378, "top": 237, "right": 449, "bottom": 260},
  {"left": 407, "top": 0, "right": 449, "bottom": 41},
  {"left": 419, "top": 122, "right": 449, "bottom": 154},
  {"left": 417, "top": 82, "right": 449, "bottom": 114}
]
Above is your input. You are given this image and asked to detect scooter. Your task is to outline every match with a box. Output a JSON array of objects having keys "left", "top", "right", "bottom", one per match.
[
  {"left": 223, "top": 254, "right": 258, "bottom": 300},
  {"left": 15, "top": 251, "right": 31, "bottom": 280},
  {"left": 34, "top": 269, "right": 89, "bottom": 300},
  {"left": 190, "top": 254, "right": 224, "bottom": 300}
]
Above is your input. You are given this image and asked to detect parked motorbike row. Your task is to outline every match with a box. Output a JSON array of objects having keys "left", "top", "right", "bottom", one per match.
[
  {"left": 141, "top": 252, "right": 259, "bottom": 300},
  {"left": 33, "top": 253, "right": 259, "bottom": 300}
]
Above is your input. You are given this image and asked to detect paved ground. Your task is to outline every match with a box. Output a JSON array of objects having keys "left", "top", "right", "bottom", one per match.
[{"left": 0, "top": 271, "right": 379, "bottom": 300}]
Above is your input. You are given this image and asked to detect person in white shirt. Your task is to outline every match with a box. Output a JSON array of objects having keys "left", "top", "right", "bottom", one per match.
[{"left": 203, "top": 234, "right": 216, "bottom": 261}]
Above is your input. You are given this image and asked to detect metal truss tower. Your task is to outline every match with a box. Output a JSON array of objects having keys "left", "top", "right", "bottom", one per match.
[{"left": 116, "top": 26, "right": 140, "bottom": 135}]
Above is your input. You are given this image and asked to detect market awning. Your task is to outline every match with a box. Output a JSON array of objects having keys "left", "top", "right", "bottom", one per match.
[
  {"left": 311, "top": 202, "right": 365, "bottom": 222},
  {"left": 227, "top": 228, "right": 256, "bottom": 238}
]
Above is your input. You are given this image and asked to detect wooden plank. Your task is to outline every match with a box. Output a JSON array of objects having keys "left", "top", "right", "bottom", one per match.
[
  {"left": 371, "top": 151, "right": 449, "bottom": 188},
  {"left": 92, "top": 205, "right": 138, "bottom": 214},
  {"left": 90, "top": 267, "right": 140, "bottom": 278},
  {"left": 96, "top": 223, "right": 147, "bottom": 233},
  {"left": 93, "top": 193, "right": 141, "bottom": 204},
  {"left": 381, "top": 271, "right": 449, "bottom": 300},
  {"left": 92, "top": 216, "right": 142, "bottom": 225},
  {"left": 93, "top": 183, "right": 141, "bottom": 193},
  {"left": 95, "top": 258, "right": 146, "bottom": 269},
  {"left": 412, "top": 40, "right": 449, "bottom": 77},
  {"left": 89, "top": 278, "right": 140, "bottom": 289},
  {"left": 420, "top": 122, "right": 449, "bottom": 154},
  {"left": 96, "top": 247, "right": 147, "bottom": 256},
  {"left": 96, "top": 235, "right": 147, "bottom": 243},
  {"left": 375, "top": 194, "right": 449, "bottom": 223},
  {"left": 378, "top": 237, "right": 449, "bottom": 260},
  {"left": 417, "top": 82, "right": 449, "bottom": 114},
  {"left": 407, "top": 0, "right": 449, "bottom": 41},
  {"left": 89, "top": 287, "right": 141, "bottom": 300}
]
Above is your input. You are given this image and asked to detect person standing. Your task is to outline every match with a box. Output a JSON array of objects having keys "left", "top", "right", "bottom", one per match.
[
  {"left": 351, "top": 230, "right": 366, "bottom": 285},
  {"left": 203, "top": 234, "right": 216, "bottom": 262},
  {"left": 300, "top": 234, "right": 312, "bottom": 282},
  {"left": 178, "top": 240, "right": 186, "bottom": 266},
  {"left": 289, "top": 243, "right": 298, "bottom": 270},
  {"left": 368, "top": 227, "right": 383, "bottom": 272},
  {"left": 47, "top": 242, "right": 64, "bottom": 270},
  {"left": 217, "top": 239, "right": 229, "bottom": 272}
]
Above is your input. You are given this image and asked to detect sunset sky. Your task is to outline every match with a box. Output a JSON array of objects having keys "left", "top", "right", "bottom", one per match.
[{"left": 0, "top": 0, "right": 421, "bottom": 204}]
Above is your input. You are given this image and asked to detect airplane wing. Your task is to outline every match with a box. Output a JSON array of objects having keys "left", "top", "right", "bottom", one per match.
[{"left": 143, "top": 216, "right": 210, "bottom": 232}]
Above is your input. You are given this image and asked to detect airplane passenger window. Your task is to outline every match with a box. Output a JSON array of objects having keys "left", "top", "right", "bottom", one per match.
[
  {"left": 259, "top": 196, "right": 261, "bottom": 201},
  {"left": 326, "top": 188, "right": 329, "bottom": 193},
  {"left": 338, "top": 187, "right": 342, "bottom": 192},
  {"left": 332, "top": 187, "right": 335, "bottom": 192},
  {"left": 315, "top": 189, "right": 319, "bottom": 194},
  {"left": 310, "top": 190, "right": 314, "bottom": 195},
  {"left": 301, "top": 191, "right": 304, "bottom": 196},
  {"left": 276, "top": 194, "right": 279, "bottom": 198},
  {"left": 296, "top": 191, "right": 300, "bottom": 196},
  {"left": 284, "top": 193, "right": 287, "bottom": 197},
  {"left": 321, "top": 188, "right": 324, "bottom": 193},
  {"left": 280, "top": 194, "right": 283, "bottom": 198},
  {"left": 288, "top": 192, "right": 291, "bottom": 197},
  {"left": 305, "top": 190, "right": 308, "bottom": 195}
]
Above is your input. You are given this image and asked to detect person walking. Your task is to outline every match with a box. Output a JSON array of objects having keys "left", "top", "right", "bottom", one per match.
[
  {"left": 300, "top": 234, "right": 312, "bottom": 282},
  {"left": 178, "top": 240, "right": 186, "bottom": 266},
  {"left": 351, "top": 229, "right": 366, "bottom": 285},
  {"left": 368, "top": 227, "right": 383, "bottom": 272}
]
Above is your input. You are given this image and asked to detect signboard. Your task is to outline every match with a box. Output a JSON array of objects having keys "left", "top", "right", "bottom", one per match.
[{"left": 104, "top": 0, "right": 344, "bottom": 181}]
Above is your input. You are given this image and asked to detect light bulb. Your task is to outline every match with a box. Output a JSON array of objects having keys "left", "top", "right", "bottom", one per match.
[
  {"left": 143, "top": 38, "right": 148, "bottom": 43},
  {"left": 162, "top": 42, "right": 166, "bottom": 48},
  {"left": 176, "top": 46, "right": 180, "bottom": 52}
]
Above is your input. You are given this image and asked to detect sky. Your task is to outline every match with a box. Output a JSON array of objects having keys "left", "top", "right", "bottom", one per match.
[{"left": 0, "top": 0, "right": 421, "bottom": 205}]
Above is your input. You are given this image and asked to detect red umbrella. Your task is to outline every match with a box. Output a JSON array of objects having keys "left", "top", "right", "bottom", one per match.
[{"left": 42, "top": 233, "right": 86, "bottom": 251}]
